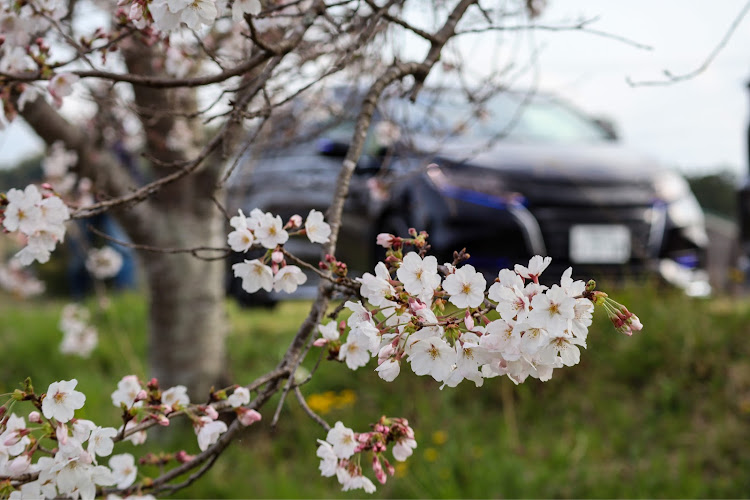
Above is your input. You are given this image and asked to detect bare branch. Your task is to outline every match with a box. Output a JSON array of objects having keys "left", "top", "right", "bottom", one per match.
[
  {"left": 455, "top": 17, "right": 653, "bottom": 51},
  {"left": 87, "top": 225, "right": 231, "bottom": 261},
  {"left": 627, "top": 0, "right": 750, "bottom": 86},
  {"left": 295, "top": 386, "right": 331, "bottom": 431}
]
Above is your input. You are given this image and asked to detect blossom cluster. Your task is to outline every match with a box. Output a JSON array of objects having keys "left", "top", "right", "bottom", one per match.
[
  {"left": 59, "top": 304, "right": 98, "bottom": 358},
  {"left": 111, "top": 376, "right": 260, "bottom": 451},
  {"left": 316, "top": 417, "right": 416, "bottom": 493},
  {"left": 0, "top": 260, "right": 45, "bottom": 298},
  {"left": 314, "top": 234, "right": 642, "bottom": 387},
  {"left": 85, "top": 247, "right": 124, "bottom": 280},
  {"left": 230, "top": 208, "right": 331, "bottom": 295},
  {"left": 1, "top": 185, "right": 70, "bottom": 266},
  {"left": 42, "top": 142, "right": 79, "bottom": 195},
  {"left": 1, "top": 376, "right": 262, "bottom": 499},
  {"left": 1, "top": 379, "right": 136, "bottom": 500},
  {"left": 126, "top": 0, "right": 261, "bottom": 32}
]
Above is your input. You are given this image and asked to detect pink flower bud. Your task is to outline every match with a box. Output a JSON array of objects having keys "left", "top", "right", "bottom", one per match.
[
  {"left": 372, "top": 455, "right": 386, "bottom": 484},
  {"left": 408, "top": 297, "right": 426, "bottom": 313},
  {"left": 289, "top": 214, "right": 302, "bottom": 228},
  {"left": 8, "top": 455, "right": 31, "bottom": 475},
  {"left": 629, "top": 314, "right": 643, "bottom": 332},
  {"left": 28, "top": 411, "right": 41, "bottom": 423},
  {"left": 41, "top": 182, "right": 53, "bottom": 191},
  {"left": 464, "top": 310, "right": 474, "bottom": 331},
  {"left": 56, "top": 423, "right": 68, "bottom": 445},
  {"left": 135, "top": 390, "right": 148, "bottom": 402},
  {"left": 156, "top": 414, "right": 170, "bottom": 426},
  {"left": 271, "top": 251, "right": 284, "bottom": 264},
  {"left": 204, "top": 405, "right": 219, "bottom": 420},
  {"left": 176, "top": 450, "right": 194, "bottom": 463},
  {"left": 383, "top": 457, "right": 395, "bottom": 476},
  {"left": 79, "top": 450, "right": 93, "bottom": 465},
  {"left": 313, "top": 338, "right": 328, "bottom": 347},
  {"left": 237, "top": 408, "right": 262, "bottom": 426},
  {"left": 376, "top": 233, "right": 393, "bottom": 248}
]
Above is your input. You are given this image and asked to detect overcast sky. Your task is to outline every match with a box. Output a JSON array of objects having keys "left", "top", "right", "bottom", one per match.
[
  {"left": 2, "top": 0, "right": 749, "bottom": 176},
  {"left": 530, "top": 0, "right": 750, "bottom": 176}
]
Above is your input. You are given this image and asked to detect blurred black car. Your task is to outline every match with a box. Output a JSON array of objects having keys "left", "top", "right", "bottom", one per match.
[{"left": 226, "top": 88, "right": 710, "bottom": 302}]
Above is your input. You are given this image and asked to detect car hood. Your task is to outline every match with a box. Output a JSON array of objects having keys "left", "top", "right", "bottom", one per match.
[
  {"left": 424, "top": 140, "right": 663, "bottom": 207},
  {"left": 431, "top": 140, "right": 664, "bottom": 184}
]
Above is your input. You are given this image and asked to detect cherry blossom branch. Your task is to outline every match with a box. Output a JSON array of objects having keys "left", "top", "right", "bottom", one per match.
[
  {"left": 295, "top": 386, "right": 331, "bottom": 431},
  {"left": 626, "top": 0, "right": 750, "bottom": 86},
  {"left": 455, "top": 17, "right": 653, "bottom": 51},
  {"left": 87, "top": 225, "right": 231, "bottom": 261}
]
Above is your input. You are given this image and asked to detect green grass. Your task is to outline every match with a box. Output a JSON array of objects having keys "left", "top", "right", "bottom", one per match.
[{"left": 2, "top": 285, "right": 750, "bottom": 498}]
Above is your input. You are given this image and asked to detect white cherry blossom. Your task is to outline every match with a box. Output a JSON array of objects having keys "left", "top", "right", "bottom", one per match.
[
  {"left": 325, "top": 421, "right": 357, "bottom": 459},
  {"left": 0, "top": 414, "right": 30, "bottom": 456},
  {"left": 407, "top": 336, "right": 455, "bottom": 382},
  {"left": 109, "top": 453, "right": 137, "bottom": 489},
  {"left": 338, "top": 328, "right": 372, "bottom": 369},
  {"left": 273, "top": 265, "right": 307, "bottom": 293},
  {"left": 344, "top": 300, "right": 374, "bottom": 328},
  {"left": 392, "top": 437, "right": 417, "bottom": 461},
  {"left": 88, "top": 427, "right": 118, "bottom": 459},
  {"left": 111, "top": 375, "right": 142, "bottom": 408},
  {"left": 42, "top": 379, "right": 86, "bottom": 423},
  {"left": 527, "top": 285, "right": 575, "bottom": 332},
  {"left": 254, "top": 212, "right": 288, "bottom": 248},
  {"left": 195, "top": 417, "right": 227, "bottom": 451},
  {"left": 316, "top": 439, "right": 338, "bottom": 477},
  {"left": 162, "top": 385, "right": 190, "bottom": 409},
  {"left": 232, "top": 0, "right": 261, "bottom": 21},
  {"left": 442, "top": 264, "right": 486, "bottom": 308},
  {"left": 515, "top": 255, "right": 552, "bottom": 280},
  {"left": 396, "top": 252, "right": 441, "bottom": 302},
  {"left": 232, "top": 259, "right": 273, "bottom": 293},
  {"left": 318, "top": 321, "right": 339, "bottom": 341},
  {"left": 48, "top": 73, "right": 79, "bottom": 107},
  {"left": 357, "top": 262, "right": 395, "bottom": 307},
  {"left": 85, "top": 247, "right": 123, "bottom": 280},
  {"left": 304, "top": 209, "right": 331, "bottom": 244},
  {"left": 3, "top": 185, "right": 42, "bottom": 234},
  {"left": 72, "top": 419, "right": 96, "bottom": 443},
  {"left": 538, "top": 334, "right": 586, "bottom": 367},
  {"left": 375, "top": 358, "right": 400, "bottom": 382},
  {"left": 228, "top": 227, "right": 254, "bottom": 252},
  {"left": 227, "top": 386, "right": 250, "bottom": 407}
]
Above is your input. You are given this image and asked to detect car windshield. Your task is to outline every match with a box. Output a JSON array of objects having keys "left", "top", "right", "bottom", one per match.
[{"left": 383, "top": 91, "right": 611, "bottom": 144}]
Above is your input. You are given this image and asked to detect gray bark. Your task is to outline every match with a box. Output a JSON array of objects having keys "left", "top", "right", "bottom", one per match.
[{"left": 140, "top": 200, "right": 228, "bottom": 396}]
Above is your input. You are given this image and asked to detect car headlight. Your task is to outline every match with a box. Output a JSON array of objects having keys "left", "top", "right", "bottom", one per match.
[
  {"left": 425, "top": 164, "right": 520, "bottom": 209},
  {"left": 653, "top": 170, "right": 705, "bottom": 229}
]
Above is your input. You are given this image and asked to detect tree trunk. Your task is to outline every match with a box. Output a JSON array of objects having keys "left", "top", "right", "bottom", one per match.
[{"left": 139, "top": 199, "right": 228, "bottom": 397}]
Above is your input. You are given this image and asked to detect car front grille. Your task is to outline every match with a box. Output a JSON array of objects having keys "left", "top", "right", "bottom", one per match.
[{"left": 530, "top": 205, "right": 655, "bottom": 265}]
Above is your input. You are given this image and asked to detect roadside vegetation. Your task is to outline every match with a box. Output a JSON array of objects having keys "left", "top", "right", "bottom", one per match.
[{"left": 2, "top": 281, "right": 749, "bottom": 498}]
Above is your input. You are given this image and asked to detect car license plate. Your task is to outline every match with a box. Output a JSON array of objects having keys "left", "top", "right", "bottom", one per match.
[{"left": 569, "top": 225, "right": 631, "bottom": 264}]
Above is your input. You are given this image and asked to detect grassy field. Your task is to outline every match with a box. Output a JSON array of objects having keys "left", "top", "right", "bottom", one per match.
[{"left": 2, "top": 283, "right": 750, "bottom": 498}]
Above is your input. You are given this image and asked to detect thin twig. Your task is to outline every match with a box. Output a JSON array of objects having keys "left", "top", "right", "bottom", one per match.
[
  {"left": 294, "top": 386, "right": 331, "bottom": 431},
  {"left": 627, "top": 0, "right": 750, "bottom": 86},
  {"left": 87, "top": 225, "right": 231, "bottom": 261}
]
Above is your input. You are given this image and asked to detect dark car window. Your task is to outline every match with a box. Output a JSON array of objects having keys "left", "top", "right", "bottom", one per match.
[{"left": 382, "top": 92, "right": 611, "bottom": 144}]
